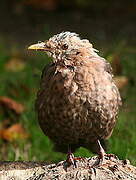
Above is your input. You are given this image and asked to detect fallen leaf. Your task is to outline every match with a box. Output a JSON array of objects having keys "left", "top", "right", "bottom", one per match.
[
  {"left": 0, "top": 96, "right": 24, "bottom": 114},
  {"left": 114, "top": 76, "right": 128, "bottom": 90},
  {"left": 24, "top": 0, "right": 59, "bottom": 10},
  {"left": 0, "top": 123, "right": 29, "bottom": 142},
  {"left": 5, "top": 57, "right": 26, "bottom": 72},
  {"left": 0, "top": 119, "right": 11, "bottom": 129}
]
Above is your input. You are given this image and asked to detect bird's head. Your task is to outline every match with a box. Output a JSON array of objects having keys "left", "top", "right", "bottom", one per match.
[{"left": 28, "top": 32, "right": 98, "bottom": 63}]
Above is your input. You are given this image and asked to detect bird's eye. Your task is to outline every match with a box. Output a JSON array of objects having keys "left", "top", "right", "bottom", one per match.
[{"left": 61, "top": 44, "right": 68, "bottom": 50}]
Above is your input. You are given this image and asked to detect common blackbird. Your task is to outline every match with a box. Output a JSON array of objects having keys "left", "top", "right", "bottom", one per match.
[{"left": 28, "top": 32, "right": 121, "bottom": 159}]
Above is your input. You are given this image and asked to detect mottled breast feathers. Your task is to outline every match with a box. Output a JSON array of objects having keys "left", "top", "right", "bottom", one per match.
[{"left": 35, "top": 54, "right": 121, "bottom": 154}]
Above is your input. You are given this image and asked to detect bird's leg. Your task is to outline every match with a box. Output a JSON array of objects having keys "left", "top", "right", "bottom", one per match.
[
  {"left": 64, "top": 145, "right": 76, "bottom": 167},
  {"left": 97, "top": 140, "right": 118, "bottom": 161},
  {"left": 65, "top": 145, "right": 84, "bottom": 168},
  {"left": 97, "top": 140, "right": 106, "bottom": 164},
  {"left": 65, "top": 152, "right": 84, "bottom": 168},
  {"left": 65, "top": 152, "right": 77, "bottom": 168}
]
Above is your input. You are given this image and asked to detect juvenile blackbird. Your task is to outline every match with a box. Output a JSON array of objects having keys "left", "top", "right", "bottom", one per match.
[{"left": 28, "top": 32, "right": 121, "bottom": 158}]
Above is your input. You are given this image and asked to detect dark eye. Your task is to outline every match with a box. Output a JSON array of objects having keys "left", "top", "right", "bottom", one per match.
[{"left": 62, "top": 44, "right": 68, "bottom": 50}]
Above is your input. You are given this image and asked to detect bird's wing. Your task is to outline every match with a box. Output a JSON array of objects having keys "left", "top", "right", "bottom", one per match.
[
  {"left": 35, "top": 62, "right": 55, "bottom": 112},
  {"left": 41, "top": 62, "right": 55, "bottom": 79},
  {"left": 82, "top": 56, "right": 122, "bottom": 140},
  {"left": 99, "top": 57, "right": 122, "bottom": 106}
]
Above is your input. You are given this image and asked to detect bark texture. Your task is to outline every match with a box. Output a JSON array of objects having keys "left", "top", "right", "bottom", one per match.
[{"left": 0, "top": 155, "right": 136, "bottom": 180}]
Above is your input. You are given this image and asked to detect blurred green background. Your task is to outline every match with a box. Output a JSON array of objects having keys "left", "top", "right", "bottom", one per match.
[{"left": 0, "top": 0, "right": 136, "bottom": 164}]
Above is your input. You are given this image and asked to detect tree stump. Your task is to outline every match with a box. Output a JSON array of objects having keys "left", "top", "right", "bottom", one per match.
[{"left": 0, "top": 155, "right": 136, "bottom": 180}]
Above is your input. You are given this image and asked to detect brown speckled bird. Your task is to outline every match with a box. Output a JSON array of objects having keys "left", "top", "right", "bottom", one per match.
[{"left": 28, "top": 32, "right": 121, "bottom": 159}]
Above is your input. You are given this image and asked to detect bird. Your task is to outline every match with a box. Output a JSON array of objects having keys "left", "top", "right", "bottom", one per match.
[{"left": 28, "top": 32, "right": 121, "bottom": 162}]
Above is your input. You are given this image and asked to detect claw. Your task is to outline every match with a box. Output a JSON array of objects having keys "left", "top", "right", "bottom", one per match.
[
  {"left": 66, "top": 152, "right": 77, "bottom": 167},
  {"left": 65, "top": 152, "right": 84, "bottom": 168}
]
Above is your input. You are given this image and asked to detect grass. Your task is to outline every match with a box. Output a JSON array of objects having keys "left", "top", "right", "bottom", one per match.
[{"left": 0, "top": 39, "right": 136, "bottom": 165}]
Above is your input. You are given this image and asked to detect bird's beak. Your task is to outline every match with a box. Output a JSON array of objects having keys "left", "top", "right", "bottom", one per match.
[{"left": 28, "top": 42, "right": 50, "bottom": 51}]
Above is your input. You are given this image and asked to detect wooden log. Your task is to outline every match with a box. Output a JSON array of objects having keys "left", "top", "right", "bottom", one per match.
[{"left": 0, "top": 155, "right": 136, "bottom": 180}]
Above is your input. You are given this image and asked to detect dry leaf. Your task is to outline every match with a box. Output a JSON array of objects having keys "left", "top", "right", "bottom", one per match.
[
  {"left": 5, "top": 57, "right": 26, "bottom": 72},
  {"left": 24, "top": 0, "right": 59, "bottom": 10},
  {"left": 0, "top": 96, "right": 24, "bottom": 114},
  {"left": 0, "top": 119, "right": 11, "bottom": 129},
  {"left": 0, "top": 123, "right": 29, "bottom": 142},
  {"left": 114, "top": 76, "right": 128, "bottom": 90}
]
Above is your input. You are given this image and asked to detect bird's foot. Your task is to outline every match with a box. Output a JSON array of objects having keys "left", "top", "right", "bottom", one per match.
[
  {"left": 93, "top": 140, "right": 118, "bottom": 167},
  {"left": 64, "top": 152, "right": 84, "bottom": 168},
  {"left": 66, "top": 152, "right": 77, "bottom": 167},
  {"left": 104, "top": 153, "right": 119, "bottom": 160}
]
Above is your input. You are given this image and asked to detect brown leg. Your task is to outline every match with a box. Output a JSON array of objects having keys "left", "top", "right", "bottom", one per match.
[
  {"left": 97, "top": 140, "right": 106, "bottom": 162},
  {"left": 66, "top": 152, "right": 77, "bottom": 167},
  {"left": 65, "top": 151, "right": 85, "bottom": 168},
  {"left": 85, "top": 140, "right": 106, "bottom": 167}
]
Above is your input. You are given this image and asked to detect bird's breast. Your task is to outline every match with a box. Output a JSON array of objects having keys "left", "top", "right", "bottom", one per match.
[{"left": 36, "top": 63, "right": 120, "bottom": 144}]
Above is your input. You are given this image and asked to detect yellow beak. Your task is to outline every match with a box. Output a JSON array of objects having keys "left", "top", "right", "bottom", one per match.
[{"left": 28, "top": 42, "right": 50, "bottom": 51}]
